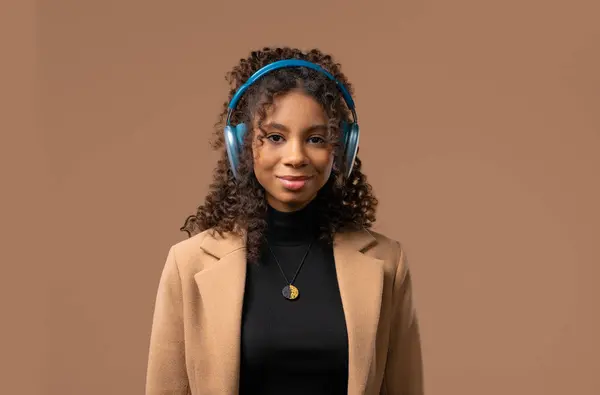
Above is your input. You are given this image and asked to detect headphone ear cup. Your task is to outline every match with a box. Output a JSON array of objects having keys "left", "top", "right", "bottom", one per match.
[
  {"left": 234, "top": 123, "right": 247, "bottom": 147},
  {"left": 340, "top": 121, "right": 351, "bottom": 148},
  {"left": 343, "top": 123, "right": 360, "bottom": 178},
  {"left": 224, "top": 123, "right": 248, "bottom": 179}
]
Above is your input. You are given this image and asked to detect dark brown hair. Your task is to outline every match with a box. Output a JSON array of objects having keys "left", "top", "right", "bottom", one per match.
[{"left": 181, "top": 47, "right": 378, "bottom": 263}]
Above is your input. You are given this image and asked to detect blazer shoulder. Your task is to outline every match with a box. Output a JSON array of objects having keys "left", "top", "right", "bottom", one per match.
[
  {"left": 167, "top": 227, "right": 246, "bottom": 274},
  {"left": 170, "top": 228, "right": 209, "bottom": 254},
  {"left": 363, "top": 229, "right": 404, "bottom": 256},
  {"left": 368, "top": 229, "right": 400, "bottom": 247},
  {"left": 166, "top": 229, "right": 218, "bottom": 275},
  {"left": 361, "top": 228, "right": 409, "bottom": 275}
]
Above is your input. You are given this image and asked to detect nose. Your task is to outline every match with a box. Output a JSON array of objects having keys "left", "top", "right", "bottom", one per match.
[{"left": 282, "top": 138, "right": 308, "bottom": 168}]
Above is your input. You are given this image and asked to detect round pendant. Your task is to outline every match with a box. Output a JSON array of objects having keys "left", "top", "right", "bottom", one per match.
[{"left": 282, "top": 284, "right": 300, "bottom": 300}]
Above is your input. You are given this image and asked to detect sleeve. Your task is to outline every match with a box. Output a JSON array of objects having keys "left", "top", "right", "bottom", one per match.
[
  {"left": 382, "top": 242, "right": 424, "bottom": 395},
  {"left": 145, "top": 246, "right": 190, "bottom": 395}
]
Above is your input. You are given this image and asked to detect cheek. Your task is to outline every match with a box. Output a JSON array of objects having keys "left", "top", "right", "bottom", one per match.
[
  {"left": 314, "top": 151, "right": 335, "bottom": 176},
  {"left": 252, "top": 145, "right": 277, "bottom": 173}
]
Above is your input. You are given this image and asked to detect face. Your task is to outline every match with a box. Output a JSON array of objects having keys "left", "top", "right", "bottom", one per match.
[{"left": 252, "top": 89, "right": 334, "bottom": 212}]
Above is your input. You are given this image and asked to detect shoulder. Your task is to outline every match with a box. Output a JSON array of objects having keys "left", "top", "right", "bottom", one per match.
[
  {"left": 166, "top": 228, "right": 244, "bottom": 275},
  {"left": 366, "top": 229, "right": 403, "bottom": 253},
  {"left": 339, "top": 227, "right": 405, "bottom": 261},
  {"left": 169, "top": 229, "right": 210, "bottom": 260},
  {"left": 359, "top": 229, "right": 415, "bottom": 299},
  {"left": 347, "top": 227, "right": 410, "bottom": 278}
]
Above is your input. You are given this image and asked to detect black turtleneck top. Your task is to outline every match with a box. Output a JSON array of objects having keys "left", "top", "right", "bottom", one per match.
[{"left": 239, "top": 202, "right": 349, "bottom": 395}]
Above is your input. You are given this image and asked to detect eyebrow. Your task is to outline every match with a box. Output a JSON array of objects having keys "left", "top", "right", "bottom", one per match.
[{"left": 263, "top": 122, "right": 328, "bottom": 133}]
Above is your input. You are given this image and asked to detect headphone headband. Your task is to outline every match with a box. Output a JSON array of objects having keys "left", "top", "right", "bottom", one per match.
[{"left": 226, "top": 59, "right": 357, "bottom": 125}]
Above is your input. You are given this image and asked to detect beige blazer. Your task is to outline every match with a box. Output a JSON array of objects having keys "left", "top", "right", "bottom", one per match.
[{"left": 145, "top": 228, "right": 423, "bottom": 395}]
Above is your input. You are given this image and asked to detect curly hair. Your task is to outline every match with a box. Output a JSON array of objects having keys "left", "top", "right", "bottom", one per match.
[{"left": 181, "top": 46, "right": 379, "bottom": 263}]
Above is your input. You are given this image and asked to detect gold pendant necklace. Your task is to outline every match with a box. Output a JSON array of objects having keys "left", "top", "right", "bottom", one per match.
[
  {"left": 282, "top": 284, "right": 300, "bottom": 300},
  {"left": 267, "top": 240, "right": 314, "bottom": 301}
]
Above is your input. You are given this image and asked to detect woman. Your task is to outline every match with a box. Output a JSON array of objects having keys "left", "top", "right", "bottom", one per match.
[{"left": 145, "top": 47, "right": 423, "bottom": 395}]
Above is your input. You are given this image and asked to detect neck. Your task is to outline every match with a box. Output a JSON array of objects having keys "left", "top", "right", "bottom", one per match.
[{"left": 265, "top": 200, "right": 319, "bottom": 246}]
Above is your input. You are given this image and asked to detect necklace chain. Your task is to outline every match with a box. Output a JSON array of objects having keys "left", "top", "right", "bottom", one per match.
[{"left": 267, "top": 239, "right": 314, "bottom": 286}]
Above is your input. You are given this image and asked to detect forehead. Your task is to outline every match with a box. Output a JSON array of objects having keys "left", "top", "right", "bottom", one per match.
[{"left": 263, "top": 90, "right": 327, "bottom": 124}]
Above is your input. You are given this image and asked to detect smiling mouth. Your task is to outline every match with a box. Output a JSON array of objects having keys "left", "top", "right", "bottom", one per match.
[
  {"left": 277, "top": 175, "right": 313, "bottom": 181},
  {"left": 276, "top": 175, "right": 313, "bottom": 190}
]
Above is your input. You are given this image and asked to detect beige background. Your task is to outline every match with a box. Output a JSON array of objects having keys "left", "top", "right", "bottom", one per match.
[{"left": 2, "top": 0, "right": 599, "bottom": 394}]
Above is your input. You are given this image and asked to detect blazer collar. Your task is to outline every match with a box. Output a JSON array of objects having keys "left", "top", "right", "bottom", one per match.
[
  {"left": 199, "top": 226, "right": 378, "bottom": 258},
  {"left": 194, "top": 227, "right": 385, "bottom": 395}
]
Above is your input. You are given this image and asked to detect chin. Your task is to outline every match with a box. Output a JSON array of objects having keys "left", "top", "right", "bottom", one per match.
[
  {"left": 271, "top": 191, "right": 316, "bottom": 209},
  {"left": 278, "top": 194, "right": 308, "bottom": 205}
]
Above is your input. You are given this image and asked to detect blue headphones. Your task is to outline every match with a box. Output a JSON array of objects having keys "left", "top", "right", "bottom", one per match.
[{"left": 223, "top": 59, "right": 360, "bottom": 180}]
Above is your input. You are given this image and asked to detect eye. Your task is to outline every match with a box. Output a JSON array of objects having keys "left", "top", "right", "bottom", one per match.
[
  {"left": 266, "top": 134, "right": 284, "bottom": 143},
  {"left": 308, "top": 136, "right": 326, "bottom": 144}
]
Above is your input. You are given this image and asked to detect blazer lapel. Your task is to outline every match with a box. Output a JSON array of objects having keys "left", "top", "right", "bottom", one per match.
[
  {"left": 193, "top": 231, "right": 247, "bottom": 395},
  {"left": 333, "top": 229, "right": 386, "bottom": 395}
]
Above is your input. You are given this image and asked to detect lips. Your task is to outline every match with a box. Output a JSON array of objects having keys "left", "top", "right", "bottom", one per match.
[
  {"left": 276, "top": 175, "right": 313, "bottom": 191},
  {"left": 278, "top": 175, "right": 312, "bottom": 181}
]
